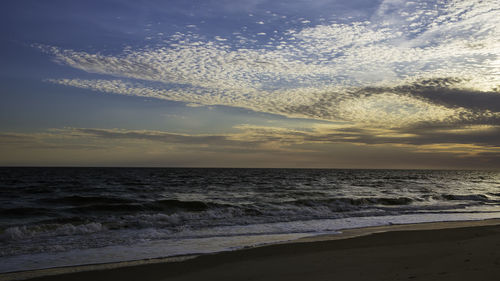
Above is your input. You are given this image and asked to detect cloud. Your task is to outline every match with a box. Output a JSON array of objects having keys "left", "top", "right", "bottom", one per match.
[
  {"left": 234, "top": 123, "right": 500, "bottom": 150},
  {"left": 2, "top": 125, "right": 499, "bottom": 168},
  {"left": 392, "top": 78, "right": 500, "bottom": 112},
  {"left": 0, "top": 125, "right": 486, "bottom": 146},
  {"left": 0, "top": 132, "right": 103, "bottom": 150},
  {"left": 73, "top": 124, "right": 500, "bottom": 153},
  {"left": 0, "top": 133, "right": 35, "bottom": 143},
  {"left": 71, "top": 128, "right": 262, "bottom": 147},
  {"left": 41, "top": 0, "right": 499, "bottom": 129},
  {"left": 51, "top": 77, "right": 498, "bottom": 129}
]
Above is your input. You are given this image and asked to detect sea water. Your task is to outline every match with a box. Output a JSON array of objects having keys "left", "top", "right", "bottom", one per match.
[{"left": 1, "top": 168, "right": 499, "bottom": 272}]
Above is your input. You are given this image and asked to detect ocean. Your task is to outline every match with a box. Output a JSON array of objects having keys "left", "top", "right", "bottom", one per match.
[{"left": 1, "top": 167, "right": 499, "bottom": 273}]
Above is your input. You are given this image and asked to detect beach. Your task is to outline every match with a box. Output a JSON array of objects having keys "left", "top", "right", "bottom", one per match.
[
  {"left": 3, "top": 168, "right": 500, "bottom": 274},
  {"left": 4, "top": 219, "right": 500, "bottom": 281},
  {"left": 3, "top": 0, "right": 500, "bottom": 279}
]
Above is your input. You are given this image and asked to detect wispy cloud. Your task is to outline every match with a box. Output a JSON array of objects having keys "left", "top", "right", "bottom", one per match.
[
  {"left": 41, "top": 0, "right": 499, "bottom": 130},
  {"left": 2, "top": 125, "right": 499, "bottom": 168},
  {"left": 3, "top": 124, "right": 499, "bottom": 154}
]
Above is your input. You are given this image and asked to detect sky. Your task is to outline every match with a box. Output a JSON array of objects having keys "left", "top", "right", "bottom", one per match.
[{"left": 0, "top": 0, "right": 499, "bottom": 169}]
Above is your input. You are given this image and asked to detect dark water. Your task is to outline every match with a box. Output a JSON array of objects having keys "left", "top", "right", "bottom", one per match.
[{"left": 1, "top": 168, "right": 499, "bottom": 272}]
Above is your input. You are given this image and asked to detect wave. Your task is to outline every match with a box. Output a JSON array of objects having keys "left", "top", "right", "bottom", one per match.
[
  {"left": 2, "top": 202, "right": 498, "bottom": 248},
  {"left": 294, "top": 196, "right": 415, "bottom": 207},
  {"left": 147, "top": 199, "right": 227, "bottom": 212},
  {"left": 1, "top": 222, "right": 105, "bottom": 241},
  {"left": 439, "top": 194, "right": 494, "bottom": 202},
  {"left": 61, "top": 199, "right": 234, "bottom": 214},
  {"left": 67, "top": 204, "right": 145, "bottom": 213},
  {"left": 40, "top": 195, "right": 137, "bottom": 205},
  {"left": 293, "top": 194, "right": 496, "bottom": 207}
]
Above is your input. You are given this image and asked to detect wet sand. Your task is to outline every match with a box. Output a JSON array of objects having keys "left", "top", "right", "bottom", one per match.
[{"left": 4, "top": 219, "right": 500, "bottom": 281}]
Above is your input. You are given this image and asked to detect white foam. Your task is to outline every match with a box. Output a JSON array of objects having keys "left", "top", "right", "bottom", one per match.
[
  {"left": 1, "top": 211, "right": 499, "bottom": 273},
  {"left": 1, "top": 223, "right": 106, "bottom": 241}
]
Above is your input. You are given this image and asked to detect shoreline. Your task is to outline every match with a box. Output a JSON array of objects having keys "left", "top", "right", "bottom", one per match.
[
  {"left": 295, "top": 218, "right": 500, "bottom": 242},
  {"left": 2, "top": 218, "right": 499, "bottom": 281}
]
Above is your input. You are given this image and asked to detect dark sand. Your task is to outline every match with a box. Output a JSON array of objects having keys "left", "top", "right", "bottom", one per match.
[{"left": 5, "top": 220, "right": 500, "bottom": 281}]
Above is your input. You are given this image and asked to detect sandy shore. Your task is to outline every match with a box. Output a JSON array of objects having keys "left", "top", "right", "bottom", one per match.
[{"left": 4, "top": 219, "right": 500, "bottom": 281}]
